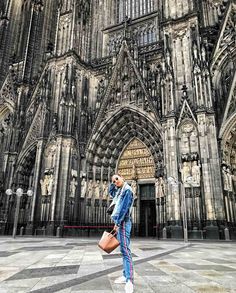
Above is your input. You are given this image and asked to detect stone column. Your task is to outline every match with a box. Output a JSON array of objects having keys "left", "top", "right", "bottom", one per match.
[
  {"left": 163, "top": 118, "right": 181, "bottom": 224},
  {"left": 197, "top": 113, "right": 215, "bottom": 221},
  {"left": 197, "top": 113, "right": 224, "bottom": 238},
  {"left": 30, "top": 139, "right": 44, "bottom": 223},
  {"left": 51, "top": 136, "right": 78, "bottom": 224},
  {"left": 50, "top": 136, "right": 62, "bottom": 222}
]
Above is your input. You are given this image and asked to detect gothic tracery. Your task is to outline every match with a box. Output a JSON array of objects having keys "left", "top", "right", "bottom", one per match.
[{"left": 0, "top": 0, "right": 235, "bottom": 238}]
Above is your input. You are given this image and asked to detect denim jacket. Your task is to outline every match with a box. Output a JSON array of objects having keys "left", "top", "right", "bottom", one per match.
[{"left": 109, "top": 182, "right": 133, "bottom": 226}]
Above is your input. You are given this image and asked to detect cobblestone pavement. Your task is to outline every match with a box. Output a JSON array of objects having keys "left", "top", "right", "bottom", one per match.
[{"left": 0, "top": 237, "right": 235, "bottom": 293}]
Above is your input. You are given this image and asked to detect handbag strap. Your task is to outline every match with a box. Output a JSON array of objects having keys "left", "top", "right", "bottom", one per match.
[{"left": 110, "top": 229, "right": 117, "bottom": 236}]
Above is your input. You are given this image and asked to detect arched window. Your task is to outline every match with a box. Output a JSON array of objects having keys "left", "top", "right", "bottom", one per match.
[{"left": 116, "top": 0, "right": 155, "bottom": 23}]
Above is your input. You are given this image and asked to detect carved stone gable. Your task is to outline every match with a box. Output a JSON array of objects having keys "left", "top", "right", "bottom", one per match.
[
  {"left": 117, "top": 138, "right": 155, "bottom": 180},
  {"left": 21, "top": 103, "right": 46, "bottom": 151},
  {"left": 177, "top": 99, "right": 197, "bottom": 128},
  {"left": 92, "top": 40, "right": 160, "bottom": 138}
]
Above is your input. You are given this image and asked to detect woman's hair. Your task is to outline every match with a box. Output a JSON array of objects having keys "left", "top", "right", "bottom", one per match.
[{"left": 112, "top": 173, "right": 125, "bottom": 180}]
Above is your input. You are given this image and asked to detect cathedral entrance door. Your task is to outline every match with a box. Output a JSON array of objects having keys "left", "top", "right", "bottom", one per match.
[{"left": 139, "top": 184, "right": 156, "bottom": 237}]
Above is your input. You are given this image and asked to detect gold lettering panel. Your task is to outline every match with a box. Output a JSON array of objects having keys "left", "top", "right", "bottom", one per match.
[{"left": 117, "top": 138, "right": 155, "bottom": 180}]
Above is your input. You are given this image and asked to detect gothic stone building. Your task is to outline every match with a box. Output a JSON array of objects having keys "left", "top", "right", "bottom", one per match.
[{"left": 0, "top": 0, "right": 235, "bottom": 239}]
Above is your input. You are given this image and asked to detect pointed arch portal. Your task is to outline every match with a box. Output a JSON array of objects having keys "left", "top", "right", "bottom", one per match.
[
  {"left": 87, "top": 106, "right": 163, "bottom": 180},
  {"left": 220, "top": 114, "right": 236, "bottom": 225},
  {"left": 86, "top": 107, "right": 162, "bottom": 237}
]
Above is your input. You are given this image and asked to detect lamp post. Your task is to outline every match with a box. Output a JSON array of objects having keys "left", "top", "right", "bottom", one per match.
[
  {"left": 5, "top": 188, "right": 33, "bottom": 238},
  {"left": 167, "top": 176, "right": 188, "bottom": 243}
]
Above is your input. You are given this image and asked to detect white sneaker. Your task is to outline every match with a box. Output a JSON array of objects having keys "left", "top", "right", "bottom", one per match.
[
  {"left": 125, "top": 280, "right": 134, "bottom": 293},
  {"left": 114, "top": 276, "right": 126, "bottom": 284}
]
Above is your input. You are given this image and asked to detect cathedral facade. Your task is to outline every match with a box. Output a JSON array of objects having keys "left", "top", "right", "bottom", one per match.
[{"left": 0, "top": 0, "right": 235, "bottom": 239}]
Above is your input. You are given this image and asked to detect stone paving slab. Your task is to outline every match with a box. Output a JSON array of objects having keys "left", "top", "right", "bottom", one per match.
[
  {"left": 204, "top": 258, "right": 236, "bottom": 264},
  {"left": 0, "top": 252, "right": 19, "bottom": 257},
  {"left": 7, "top": 265, "right": 80, "bottom": 280},
  {"left": 15, "top": 246, "right": 74, "bottom": 251},
  {"left": 0, "top": 237, "right": 235, "bottom": 293}
]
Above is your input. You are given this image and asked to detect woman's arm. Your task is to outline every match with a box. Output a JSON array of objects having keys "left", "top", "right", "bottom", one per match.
[{"left": 109, "top": 183, "right": 117, "bottom": 198}]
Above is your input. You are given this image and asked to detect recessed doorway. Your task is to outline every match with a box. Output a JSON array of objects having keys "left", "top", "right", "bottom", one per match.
[{"left": 139, "top": 184, "right": 156, "bottom": 237}]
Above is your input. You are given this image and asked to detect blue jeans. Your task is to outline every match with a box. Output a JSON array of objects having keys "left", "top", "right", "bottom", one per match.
[{"left": 117, "top": 218, "right": 134, "bottom": 283}]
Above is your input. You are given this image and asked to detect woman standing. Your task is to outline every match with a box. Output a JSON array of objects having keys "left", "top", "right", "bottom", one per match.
[{"left": 109, "top": 174, "right": 134, "bottom": 293}]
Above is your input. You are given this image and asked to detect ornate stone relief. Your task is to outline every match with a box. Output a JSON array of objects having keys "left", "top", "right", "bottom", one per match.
[
  {"left": 0, "top": 112, "right": 12, "bottom": 137},
  {"left": 106, "top": 20, "right": 157, "bottom": 55},
  {"left": 117, "top": 138, "right": 155, "bottom": 180},
  {"left": 0, "top": 73, "right": 16, "bottom": 110}
]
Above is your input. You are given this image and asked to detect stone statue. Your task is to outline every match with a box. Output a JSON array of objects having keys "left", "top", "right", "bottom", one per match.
[
  {"left": 131, "top": 164, "right": 137, "bottom": 180},
  {"left": 94, "top": 180, "right": 101, "bottom": 199},
  {"left": 70, "top": 177, "right": 77, "bottom": 198},
  {"left": 123, "top": 80, "right": 129, "bottom": 100},
  {"left": 155, "top": 177, "right": 165, "bottom": 198},
  {"left": 81, "top": 177, "right": 87, "bottom": 198},
  {"left": 198, "top": 117, "right": 205, "bottom": 136},
  {"left": 131, "top": 87, "right": 136, "bottom": 101},
  {"left": 131, "top": 180, "right": 137, "bottom": 196},
  {"left": 102, "top": 180, "right": 109, "bottom": 199},
  {"left": 47, "top": 174, "right": 54, "bottom": 196},
  {"left": 87, "top": 179, "right": 93, "bottom": 198},
  {"left": 191, "top": 161, "right": 201, "bottom": 186},
  {"left": 222, "top": 166, "right": 229, "bottom": 191},
  {"left": 226, "top": 167, "right": 233, "bottom": 192},
  {"left": 96, "top": 79, "right": 104, "bottom": 108},
  {"left": 40, "top": 179, "right": 47, "bottom": 196},
  {"left": 40, "top": 174, "right": 50, "bottom": 196},
  {"left": 180, "top": 162, "right": 191, "bottom": 186},
  {"left": 71, "top": 169, "right": 78, "bottom": 178},
  {"left": 155, "top": 178, "right": 159, "bottom": 198}
]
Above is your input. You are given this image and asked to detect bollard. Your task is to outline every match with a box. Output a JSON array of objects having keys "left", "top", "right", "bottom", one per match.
[
  {"left": 163, "top": 227, "right": 167, "bottom": 239},
  {"left": 224, "top": 227, "right": 230, "bottom": 241},
  {"left": 56, "top": 226, "right": 61, "bottom": 238},
  {"left": 20, "top": 226, "right": 24, "bottom": 236}
]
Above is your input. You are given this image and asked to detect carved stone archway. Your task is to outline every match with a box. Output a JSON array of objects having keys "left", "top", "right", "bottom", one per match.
[
  {"left": 86, "top": 106, "right": 163, "bottom": 181},
  {"left": 84, "top": 107, "right": 163, "bottom": 234},
  {"left": 3, "top": 145, "right": 37, "bottom": 231},
  {"left": 220, "top": 114, "right": 236, "bottom": 224},
  {"left": 221, "top": 114, "right": 236, "bottom": 170}
]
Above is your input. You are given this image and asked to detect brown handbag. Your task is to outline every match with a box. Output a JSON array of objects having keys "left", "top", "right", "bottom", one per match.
[{"left": 98, "top": 229, "right": 120, "bottom": 254}]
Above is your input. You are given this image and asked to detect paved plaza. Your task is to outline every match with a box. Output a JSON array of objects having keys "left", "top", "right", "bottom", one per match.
[{"left": 0, "top": 236, "right": 235, "bottom": 293}]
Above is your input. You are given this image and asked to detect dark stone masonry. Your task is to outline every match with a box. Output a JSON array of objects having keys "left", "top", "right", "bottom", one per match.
[{"left": 0, "top": 0, "right": 235, "bottom": 239}]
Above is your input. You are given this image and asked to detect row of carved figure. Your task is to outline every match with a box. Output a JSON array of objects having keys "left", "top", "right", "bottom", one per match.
[
  {"left": 39, "top": 161, "right": 236, "bottom": 199},
  {"left": 40, "top": 174, "right": 54, "bottom": 196},
  {"left": 40, "top": 169, "right": 78, "bottom": 198},
  {"left": 81, "top": 178, "right": 109, "bottom": 199},
  {"left": 180, "top": 160, "right": 201, "bottom": 187},
  {"left": 40, "top": 174, "right": 131, "bottom": 199}
]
